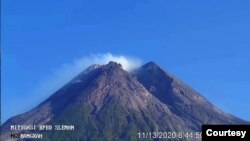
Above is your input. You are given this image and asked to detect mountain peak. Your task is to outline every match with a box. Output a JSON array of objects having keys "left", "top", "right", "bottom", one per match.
[
  {"left": 142, "top": 61, "right": 164, "bottom": 72},
  {"left": 1, "top": 60, "right": 247, "bottom": 141},
  {"left": 106, "top": 61, "right": 122, "bottom": 68},
  {"left": 101, "top": 61, "right": 124, "bottom": 73},
  {"left": 138, "top": 61, "right": 168, "bottom": 78},
  {"left": 144, "top": 61, "right": 158, "bottom": 67},
  {"left": 145, "top": 61, "right": 157, "bottom": 66}
]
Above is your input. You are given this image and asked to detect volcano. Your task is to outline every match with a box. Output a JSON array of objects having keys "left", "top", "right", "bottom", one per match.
[{"left": 1, "top": 61, "right": 247, "bottom": 141}]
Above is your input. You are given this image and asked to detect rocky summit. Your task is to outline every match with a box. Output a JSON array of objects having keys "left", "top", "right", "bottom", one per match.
[{"left": 1, "top": 61, "right": 247, "bottom": 141}]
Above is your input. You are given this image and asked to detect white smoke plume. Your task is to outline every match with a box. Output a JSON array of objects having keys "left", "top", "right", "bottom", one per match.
[
  {"left": 2, "top": 53, "right": 142, "bottom": 123},
  {"left": 30, "top": 53, "right": 142, "bottom": 103},
  {"left": 61, "top": 53, "right": 142, "bottom": 79}
]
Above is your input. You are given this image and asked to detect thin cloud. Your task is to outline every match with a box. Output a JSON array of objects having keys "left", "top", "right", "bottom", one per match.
[{"left": 29, "top": 53, "right": 142, "bottom": 107}]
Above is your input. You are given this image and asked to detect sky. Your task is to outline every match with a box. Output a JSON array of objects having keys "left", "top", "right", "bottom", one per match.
[{"left": 2, "top": 0, "right": 250, "bottom": 123}]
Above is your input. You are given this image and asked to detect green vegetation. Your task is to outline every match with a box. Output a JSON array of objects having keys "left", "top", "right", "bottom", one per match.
[{"left": 40, "top": 98, "right": 161, "bottom": 141}]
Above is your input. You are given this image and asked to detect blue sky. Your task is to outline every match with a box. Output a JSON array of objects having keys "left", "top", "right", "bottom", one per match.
[{"left": 2, "top": 0, "right": 250, "bottom": 123}]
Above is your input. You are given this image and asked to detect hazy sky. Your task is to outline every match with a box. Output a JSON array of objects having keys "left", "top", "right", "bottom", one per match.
[{"left": 2, "top": 0, "right": 250, "bottom": 123}]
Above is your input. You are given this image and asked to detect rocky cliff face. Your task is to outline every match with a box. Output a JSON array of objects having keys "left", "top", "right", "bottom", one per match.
[{"left": 1, "top": 61, "right": 247, "bottom": 141}]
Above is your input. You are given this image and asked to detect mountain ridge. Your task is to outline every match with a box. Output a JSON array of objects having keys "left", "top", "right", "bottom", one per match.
[{"left": 1, "top": 61, "right": 248, "bottom": 141}]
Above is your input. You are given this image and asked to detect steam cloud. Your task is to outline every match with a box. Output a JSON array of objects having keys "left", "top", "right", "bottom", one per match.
[
  {"left": 73, "top": 53, "right": 142, "bottom": 72},
  {"left": 31, "top": 53, "right": 142, "bottom": 102},
  {"left": 2, "top": 53, "right": 141, "bottom": 123}
]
